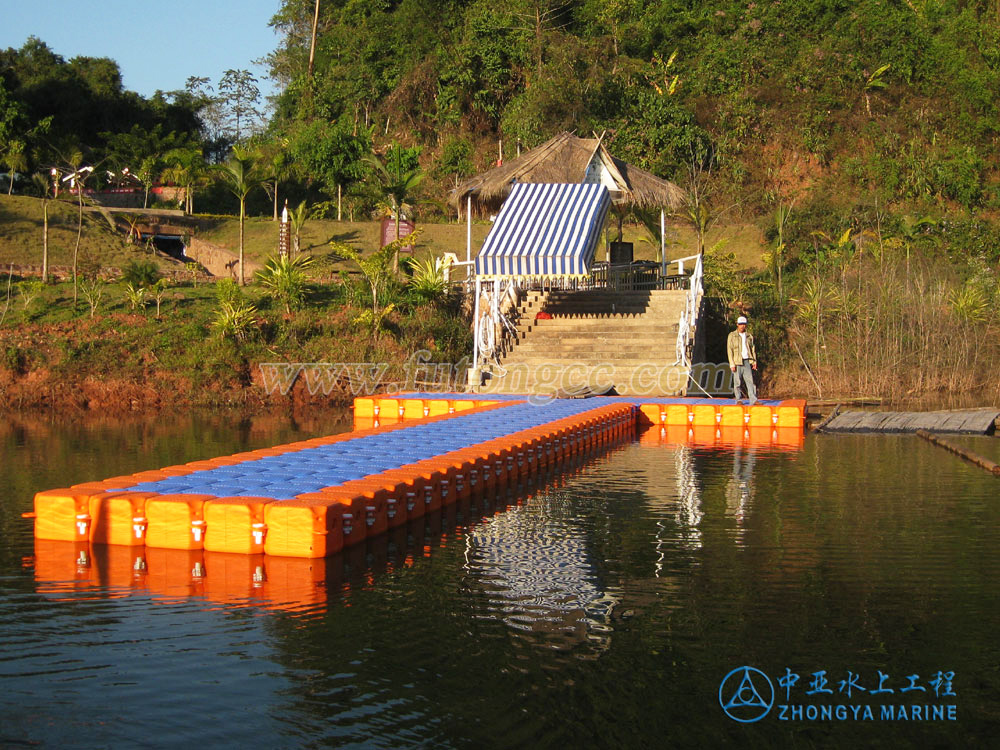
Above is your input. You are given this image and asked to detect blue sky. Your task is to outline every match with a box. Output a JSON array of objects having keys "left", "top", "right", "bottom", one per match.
[{"left": 1, "top": 0, "right": 282, "bottom": 102}]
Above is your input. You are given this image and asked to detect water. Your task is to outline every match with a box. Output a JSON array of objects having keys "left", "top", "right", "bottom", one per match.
[{"left": 1, "top": 410, "right": 998, "bottom": 748}]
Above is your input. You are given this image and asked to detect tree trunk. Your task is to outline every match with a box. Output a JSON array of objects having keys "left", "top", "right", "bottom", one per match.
[
  {"left": 535, "top": 5, "right": 543, "bottom": 78},
  {"left": 308, "top": 0, "right": 321, "bottom": 78},
  {"left": 73, "top": 189, "right": 83, "bottom": 305},
  {"left": 337, "top": 182, "right": 342, "bottom": 221},
  {"left": 239, "top": 198, "right": 246, "bottom": 286},
  {"left": 42, "top": 198, "right": 49, "bottom": 283},
  {"left": 273, "top": 181, "right": 279, "bottom": 221},
  {"left": 393, "top": 208, "right": 400, "bottom": 274}
]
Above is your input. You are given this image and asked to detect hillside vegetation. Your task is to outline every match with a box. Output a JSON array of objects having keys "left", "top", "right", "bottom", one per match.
[{"left": 3, "top": 2, "right": 1000, "bottom": 403}]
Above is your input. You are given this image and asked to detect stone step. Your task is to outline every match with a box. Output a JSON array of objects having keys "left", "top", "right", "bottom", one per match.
[
  {"left": 500, "top": 361, "right": 680, "bottom": 370},
  {"left": 512, "top": 336, "right": 676, "bottom": 347},
  {"left": 513, "top": 337, "right": 675, "bottom": 347},
  {"left": 482, "top": 369, "right": 689, "bottom": 396},
  {"left": 518, "top": 324, "right": 679, "bottom": 336},
  {"left": 519, "top": 307, "right": 684, "bottom": 316},
  {"left": 508, "top": 350, "right": 674, "bottom": 360},
  {"left": 539, "top": 290, "right": 688, "bottom": 298},
  {"left": 524, "top": 316, "right": 680, "bottom": 325}
]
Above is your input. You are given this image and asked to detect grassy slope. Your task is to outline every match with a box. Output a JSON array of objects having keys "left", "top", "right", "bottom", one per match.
[
  {"left": 1, "top": 194, "right": 768, "bottom": 274},
  {"left": 0, "top": 195, "right": 184, "bottom": 273},
  {"left": 0, "top": 276, "right": 473, "bottom": 411},
  {"left": 0, "top": 195, "right": 776, "bottom": 411}
]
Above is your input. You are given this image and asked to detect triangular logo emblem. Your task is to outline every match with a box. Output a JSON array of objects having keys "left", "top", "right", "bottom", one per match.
[{"left": 723, "top": 669, "right": 769, "bottom": 710}]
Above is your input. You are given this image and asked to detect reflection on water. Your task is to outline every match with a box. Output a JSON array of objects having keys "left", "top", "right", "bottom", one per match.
[
  {"left": 3, "top": 413, "right": 1000, "bottom": 748},
  {"left": 725, "top": 446, "right": 757, "bottom": 524},
  {"left": 465, "top": 487, "right": 619, "bottom": 653}
]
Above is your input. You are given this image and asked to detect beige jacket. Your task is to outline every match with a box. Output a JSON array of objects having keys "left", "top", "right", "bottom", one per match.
[{"left": 727, "top": 329, "right": 757, "bottom": 368}]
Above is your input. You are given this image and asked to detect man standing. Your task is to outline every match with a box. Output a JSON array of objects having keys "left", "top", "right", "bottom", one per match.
[{"left": 727, "top": 315, "right": 757, "bottom": 405}]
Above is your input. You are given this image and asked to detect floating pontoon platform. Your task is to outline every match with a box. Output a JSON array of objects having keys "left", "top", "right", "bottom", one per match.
[{"left": 31, "top": 395, "right": 806, "bottom": 559}]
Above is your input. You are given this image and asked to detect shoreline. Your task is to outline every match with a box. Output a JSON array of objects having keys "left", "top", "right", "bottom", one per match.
[{"left": 2, "top": 365, "right": 994, "bottom": 416}]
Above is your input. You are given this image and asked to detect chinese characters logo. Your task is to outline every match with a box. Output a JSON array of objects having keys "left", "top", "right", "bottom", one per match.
[{"left": 720, "top": 667, "right": 957, "bottom": 723}]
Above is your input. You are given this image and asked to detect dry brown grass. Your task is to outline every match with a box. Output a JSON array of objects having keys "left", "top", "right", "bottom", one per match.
[{"left": 785, "top": 247, "right": 1000, "bottom": 404}]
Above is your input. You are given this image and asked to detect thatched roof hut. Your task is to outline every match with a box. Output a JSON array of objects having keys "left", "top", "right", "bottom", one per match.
[{"left": 450, "top": 131, "right": 685, "bottom": 213}]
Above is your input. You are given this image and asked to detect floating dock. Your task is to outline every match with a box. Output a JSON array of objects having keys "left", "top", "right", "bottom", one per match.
[
  {"left": 820, "top": 408, "right": 1000, "bottom": 434},
  {"left": 31, "top": 396, "right": 805, "bottom": 559}
]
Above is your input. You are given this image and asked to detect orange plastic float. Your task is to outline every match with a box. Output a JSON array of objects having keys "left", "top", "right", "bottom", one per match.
[
  {"left": 203, "top": 497, "right": 272, "bottom": 555},
  {"left": 31, "top": 396, "right": 805, "bottom": 561},
  {"left": 144, "top": 493, "right": 215, "bottom": 550}
]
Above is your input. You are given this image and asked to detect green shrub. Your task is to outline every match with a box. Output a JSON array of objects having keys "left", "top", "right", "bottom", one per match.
[
  {"left": 123, "top": 283, "right": 147, "bottom": 311},
  {"left": 406, "top": 257, "right": 448, "bottom": 304},
  {"left": 215, "top": 278, "right": 243, "bottom": 306},
  {"left": 80, "top": 279, "right": 104, "bottom": 318},
  {"left": 121, "top": 259, "right": 161, "bottom": 288},
  {"left": 16, "top": 280, "right": 44, "bottom": 311},
  {"left": 212, "top": 300, "right": 258, "bottom": 342},
  {"left": 254, "top": 254, "right": 314, "bottom": 314},
  {"left": 2, "top": 345, "right": 27, "bottom": 374}
]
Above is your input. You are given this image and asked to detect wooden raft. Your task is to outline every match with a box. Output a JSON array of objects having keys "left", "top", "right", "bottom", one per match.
[{"left": 821, "top": 408, "right": 1000, "bottom": 435}]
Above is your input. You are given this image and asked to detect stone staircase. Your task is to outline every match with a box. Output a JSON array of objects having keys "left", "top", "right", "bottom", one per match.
[{"left": 481, "top": 289, "right": 693, "bottom": 396}]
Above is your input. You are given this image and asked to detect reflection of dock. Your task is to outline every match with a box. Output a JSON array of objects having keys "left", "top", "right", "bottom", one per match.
[
  {"left": 31, "top": 395, "right": 805, "bottom": 562},
  {"left": 31, "top": 453, "right": 605, "bottom": 615}
]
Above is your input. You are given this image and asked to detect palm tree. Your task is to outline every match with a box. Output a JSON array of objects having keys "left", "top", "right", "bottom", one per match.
[
  {"left": 63, "top": 152, "right": 94, "bottom": 305},
  {"left": 216, "top": 146, "right": 263, "bottom": 285},
  {"left": 288, "top": 200, "right": 309, "bottom": 257},
  {"left": 260, "top": 142, "right": 291, "bottom": 221},
  {"left": 162, "top": 145, "right": 206, "bottom": 214},
  {"left": 30, "top": 173, "right": 52, "bottom": 282},
  {"left": 366, "top": 144, "right": 424, "bottom": 273},
  {"left": 3, "top": 142, "right": 28, "bottom": 195}
]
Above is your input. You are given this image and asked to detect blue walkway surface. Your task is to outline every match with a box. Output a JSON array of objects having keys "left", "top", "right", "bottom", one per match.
[
  {"left": 395, "top": 392, "right": 784, "bottom": 406},
  {"left": 117, "top": 399, "right": 631, "bottom": 500}
]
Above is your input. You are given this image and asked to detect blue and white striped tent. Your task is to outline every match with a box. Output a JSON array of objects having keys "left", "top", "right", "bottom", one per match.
[{"left": 475, "top": 183, "right": 611, "bottom": 279}]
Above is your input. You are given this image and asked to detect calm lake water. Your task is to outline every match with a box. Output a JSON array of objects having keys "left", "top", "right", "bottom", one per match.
[{"left": 1, "top": 408, "right": 998, "bottom": 748}]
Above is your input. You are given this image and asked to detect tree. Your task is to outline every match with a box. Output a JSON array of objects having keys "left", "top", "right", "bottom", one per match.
[
  {"left": 60, "top": 153, "right": 94, "bottom": 306},
  {"left": 162, "top": 144, "right": 207, "bottom": 214},
  {"left": 218, "top": 69, "right": 262, "bottom": 141},
  {"left": 0, "top": 79, "right": 29, "bottom": 193},
  {"left": 2, "top": 141, "right": 27, "bottom": 195},
  {"left": 308, "top": 0, "right": 321, "bottom": 78},
  {"left": 288, "top": 117, "right": 370, "bottom": 220},
  {"left": 365, "top": 142, "right": 424, "bottom": 273},
  {"left": 30, "top": 172, "right": 53, "bottom": 282},
  {"left": 332, "top": 232, "right": 420, "bottom": 336},
  {"left": 216, "top": 145, "right": 264, "bottom": 285},
  {"left": 288, "top": 200, "right": 308, "bottom": 256},
  {"left": 177, "top": 76, "right": 230, "bottom": 162},
  {"left": 511, "top": 0, "right": 574, "bottom": 79},
  {"left": 103, "top": 124, "right": 187, "bottom": 208},
  {"left": 676, "top": 151, "right": 725, "bottom": 258},
  {"left": 252, "top": 138, "right": 292, "bottom": 221}
]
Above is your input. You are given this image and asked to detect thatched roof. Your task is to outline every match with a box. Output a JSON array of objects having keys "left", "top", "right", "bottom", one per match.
[{"left": 449, "top": 131, "right": 685, "bottom": 211}]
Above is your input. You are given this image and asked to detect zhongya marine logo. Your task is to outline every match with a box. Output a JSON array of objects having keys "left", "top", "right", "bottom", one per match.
[{"left": 719, "top": 666, "right": 775, "bottom": 723}]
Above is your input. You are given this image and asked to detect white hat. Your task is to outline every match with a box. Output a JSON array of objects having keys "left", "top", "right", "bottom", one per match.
[{"left": 736, "top": 315, "right": 748, "bottom": 324}]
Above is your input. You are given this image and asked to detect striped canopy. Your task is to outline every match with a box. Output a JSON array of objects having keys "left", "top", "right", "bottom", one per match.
[{"left": 475, "top": 183, "right": 610, "bottom": 278}]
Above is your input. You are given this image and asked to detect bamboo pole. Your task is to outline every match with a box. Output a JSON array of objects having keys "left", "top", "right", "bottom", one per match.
[
  {"left": 916, "top": 429, "right": 1000, "bottom": 477},
  {"left": 811, "top": 404, "right": 841, "bottom": 432}
]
